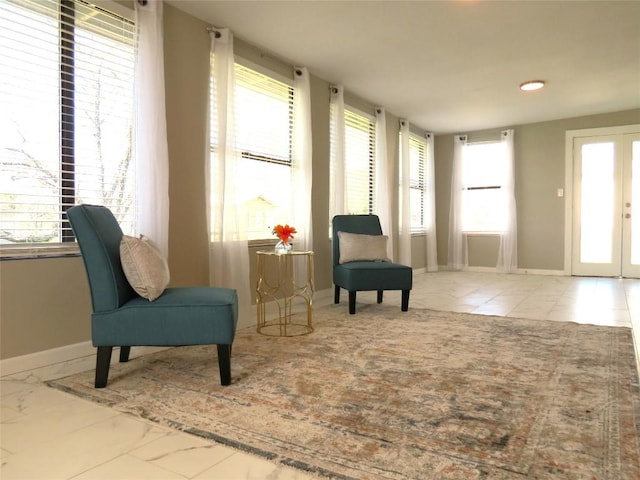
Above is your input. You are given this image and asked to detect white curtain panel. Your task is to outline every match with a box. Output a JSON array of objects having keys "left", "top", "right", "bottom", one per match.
[
  {"left": 208, "top": 28, "right": 251, "bottom": 323},
  {"left": 329, "top": 85, "right": 346, "bottom": 221},
  {"left": 398, "top": 120, "right": 412, "bottom": 266},
  {"left": 134, "top": 0, "right": 169, "bottom": 257},
  {"left": 425, "top": 132, "right": 438, "bottom": 272},
  {"left": 496, "top": 129, "right": 518, "bottom": 272},
  {"left": 448, "top": 134, "right": 468, "bottom": 270},
  {"left": 375, "top": 107, "right": 393, "bottom": 259},
  {"left": 292, "top": 66, "right": 313, "bottom": 282}
]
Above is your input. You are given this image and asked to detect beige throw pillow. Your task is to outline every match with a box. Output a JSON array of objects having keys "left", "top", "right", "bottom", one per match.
[
  {"left": 120, "top": 235, "right": 170, "bottom": 301},
  {"left": 338, "top": 231, "right": 390, "bottom": 264}
]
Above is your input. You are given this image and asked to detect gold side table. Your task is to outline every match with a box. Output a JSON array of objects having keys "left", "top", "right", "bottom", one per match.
[{"left": 256, "top": 250, "right": 314, "bottom": 336}]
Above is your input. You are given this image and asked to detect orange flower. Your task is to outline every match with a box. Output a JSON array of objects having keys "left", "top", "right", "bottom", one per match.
[{"left": 272, "top": 224, "right": 297, "bottom": 243}]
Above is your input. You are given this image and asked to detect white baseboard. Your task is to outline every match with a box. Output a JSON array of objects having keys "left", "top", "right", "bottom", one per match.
[
  {"left": 0, "top": 340, "right": 96, "bottom": 377},
  {"left": 0, "top": 341, "right": 171, "bottom": 378},
  {"left": 515, "top": 268, "right": 566, "bottom": 276},
  {"left": 438, "top": 265, "right": 566, "bottom": 276}
]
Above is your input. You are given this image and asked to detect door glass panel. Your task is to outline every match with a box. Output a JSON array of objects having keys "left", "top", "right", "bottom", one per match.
[
  {"left": 580, "top": 142, "right": 614, "bottom": 263},
  {"left": 632, "top": 140, "right": 640, "bottom": 265}
]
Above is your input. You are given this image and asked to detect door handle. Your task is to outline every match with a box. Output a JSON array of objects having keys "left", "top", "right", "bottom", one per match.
[{"left": 625, "top": 213, "right": 631, "bottom": 219}]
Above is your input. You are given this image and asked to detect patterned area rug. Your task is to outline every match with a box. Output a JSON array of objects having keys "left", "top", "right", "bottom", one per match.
[{"left": 48, "top": 305, "right": 640, "bottom": 479}]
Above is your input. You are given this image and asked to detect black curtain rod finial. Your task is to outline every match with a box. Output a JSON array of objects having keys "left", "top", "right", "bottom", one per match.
[{"left": 206, "top": 27, "right": 222, "bottom": 38}]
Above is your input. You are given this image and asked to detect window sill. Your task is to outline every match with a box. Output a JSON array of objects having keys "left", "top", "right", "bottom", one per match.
[
  {"left": 462, "top": 232, "right": 503, "bottom": 236},
  {"left": 249, "top": 239, "right": 278, "bottom": 248},
  {"left": 0, "top": 244, "right": 81, "bottom": 261}
]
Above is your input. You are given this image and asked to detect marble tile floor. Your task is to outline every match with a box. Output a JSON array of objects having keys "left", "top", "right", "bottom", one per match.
[{"left": 2, "top": 271, "right": 639, "bottom": 480}]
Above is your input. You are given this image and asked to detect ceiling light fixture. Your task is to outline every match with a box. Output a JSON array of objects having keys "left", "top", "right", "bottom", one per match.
[{"left": 520, "top": 80, "right": 545, "bottom": 92}]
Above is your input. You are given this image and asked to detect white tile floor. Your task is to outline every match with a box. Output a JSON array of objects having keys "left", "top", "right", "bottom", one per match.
[{"left": 2, "top": 271, "right": 639, "bottom": 480}]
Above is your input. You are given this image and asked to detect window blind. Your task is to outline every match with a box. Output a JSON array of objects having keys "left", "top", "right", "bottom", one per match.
[
  {"left": 234, "top": 63, "right": 293, "bottom": 165},
  {"left": 409, "top": 134, "right": 427, "bottom": 233},
  {"left": 344, "top": 108, "right": 376, "bottom": 215},
  {"left": 461, "top": 141, "right": 507, "bottom": 232},
  {"left": 209, "top": 59, "right": 295, "bottom": 240},
  {"left": 0, "top": 0, "right": 135, "bottom": 245}
]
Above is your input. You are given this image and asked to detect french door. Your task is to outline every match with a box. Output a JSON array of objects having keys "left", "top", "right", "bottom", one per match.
[{"left": 571, "top": 130, "right": 640, "bottom": 278}]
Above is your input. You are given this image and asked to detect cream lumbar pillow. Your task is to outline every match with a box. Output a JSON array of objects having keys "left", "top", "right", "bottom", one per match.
[
  {"left": 337, "top": 231, "right": 390, "bottom": 264},
  {"left": 120, "top": 235, "right": 170, "bottom": 301}
]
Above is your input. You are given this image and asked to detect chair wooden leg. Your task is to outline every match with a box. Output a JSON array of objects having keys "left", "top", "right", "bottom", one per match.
[
  {"left": 95, "top": 346, "right": 113, "bottom": 388},
  {"left": 119, "top": 346, "right": 131, "bottom": 363},
  {"left": 377, "top": 290, "right": 383, "bottom": 304},
  {"left": 401, "top": 290, "right": 410, "bottom": 311},
  {"left": 348, "top": 291, "right": 356, "bottom": 314},
  {"left": 334, "top": 285, "right": 340, "bottom": 304},
  {"left": 217, "top": 344, "right": 232, "bottom": 386}
]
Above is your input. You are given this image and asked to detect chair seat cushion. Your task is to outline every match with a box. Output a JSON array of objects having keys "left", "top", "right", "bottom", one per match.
[
  {"left": 91, "top": 287, "right": 238, "bottom": 347},
  {"left": 334, "top": 262, "right": 412, "bottom": 292}
]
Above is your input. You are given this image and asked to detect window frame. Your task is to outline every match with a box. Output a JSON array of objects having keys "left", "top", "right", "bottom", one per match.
[
  {"left": 0, "top": 0, "right": 135, "bottom": 257},
  {"left": 209, "top": 56, "right": 296, "bottom": 242},
  {"left": 343, "top": 106, "right": 377, "bottom": 215},
  {"left": 460, "top": 140, "right": 508, "bottom": 234},
  {"left": 408, "top": 133, "right": 428, "bottom": 234},
  {"left": 234, "top": 59, "right": 294, "bottom": 169}
]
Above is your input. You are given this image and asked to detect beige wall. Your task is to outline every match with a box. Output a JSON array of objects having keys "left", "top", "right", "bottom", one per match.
[
  {"left": 1, "top": 2, "right": 639, "bottom": 361},
  {"left": 435, "top": 108, "right": 640, "bottom": 270},
  {"left": 0, "top": 257, "right": 92, "bottom": 359},
  {"left": 164, "top": 5, "right": 211, "bottom": 287}
]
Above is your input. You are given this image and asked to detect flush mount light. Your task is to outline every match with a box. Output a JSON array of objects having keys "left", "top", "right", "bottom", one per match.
[{"left": 520, "top": 80, "right": 545, "bottom": 92}]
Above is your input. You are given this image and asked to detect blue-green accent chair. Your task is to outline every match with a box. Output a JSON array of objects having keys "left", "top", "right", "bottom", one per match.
[
  {"left": 67, "top": 205, "right": 238, "bottom": 388},
  {"left": 332, "top": 214, "right": 412, "bottom": 314}
]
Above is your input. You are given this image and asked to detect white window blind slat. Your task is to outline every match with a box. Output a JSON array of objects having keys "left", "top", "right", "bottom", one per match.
[
  {"left": 210, "top": 59, "right": 294, "bottom": 240},
  {"left": 409, "top": 134, "right": 428, "bottom": 233},
  {"left": 461, "top": 141, "right": 507, "bottom": 233},
  {"left": 0, "top": 0, "right": 135, "bottom": 245},
  {"left": 234, "top": 65, "right": 292, "bottom": 164},
  {"left": 344, "top": 108, "right": 376, "bottom": 215}
]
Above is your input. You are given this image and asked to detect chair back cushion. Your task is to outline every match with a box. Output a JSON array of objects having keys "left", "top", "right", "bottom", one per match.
[
  {"left": 332, "top": 215, "right": 383, "bottom": 267},
  {"left": 68, "top": 205, "right": 136, "bottom": 312}
]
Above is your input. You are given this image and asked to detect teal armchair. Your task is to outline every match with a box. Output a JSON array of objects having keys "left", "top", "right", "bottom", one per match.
[
  {"left": 67, "top": 205, "right": 238, "bottom": 387},
  {"left": 332, "top": 214, "right": 412, "bottom": 314}
]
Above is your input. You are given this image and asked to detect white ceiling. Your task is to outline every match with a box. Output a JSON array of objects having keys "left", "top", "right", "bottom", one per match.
[{"left": 167, "top": 0, "right": 640, "bottom": 134}]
